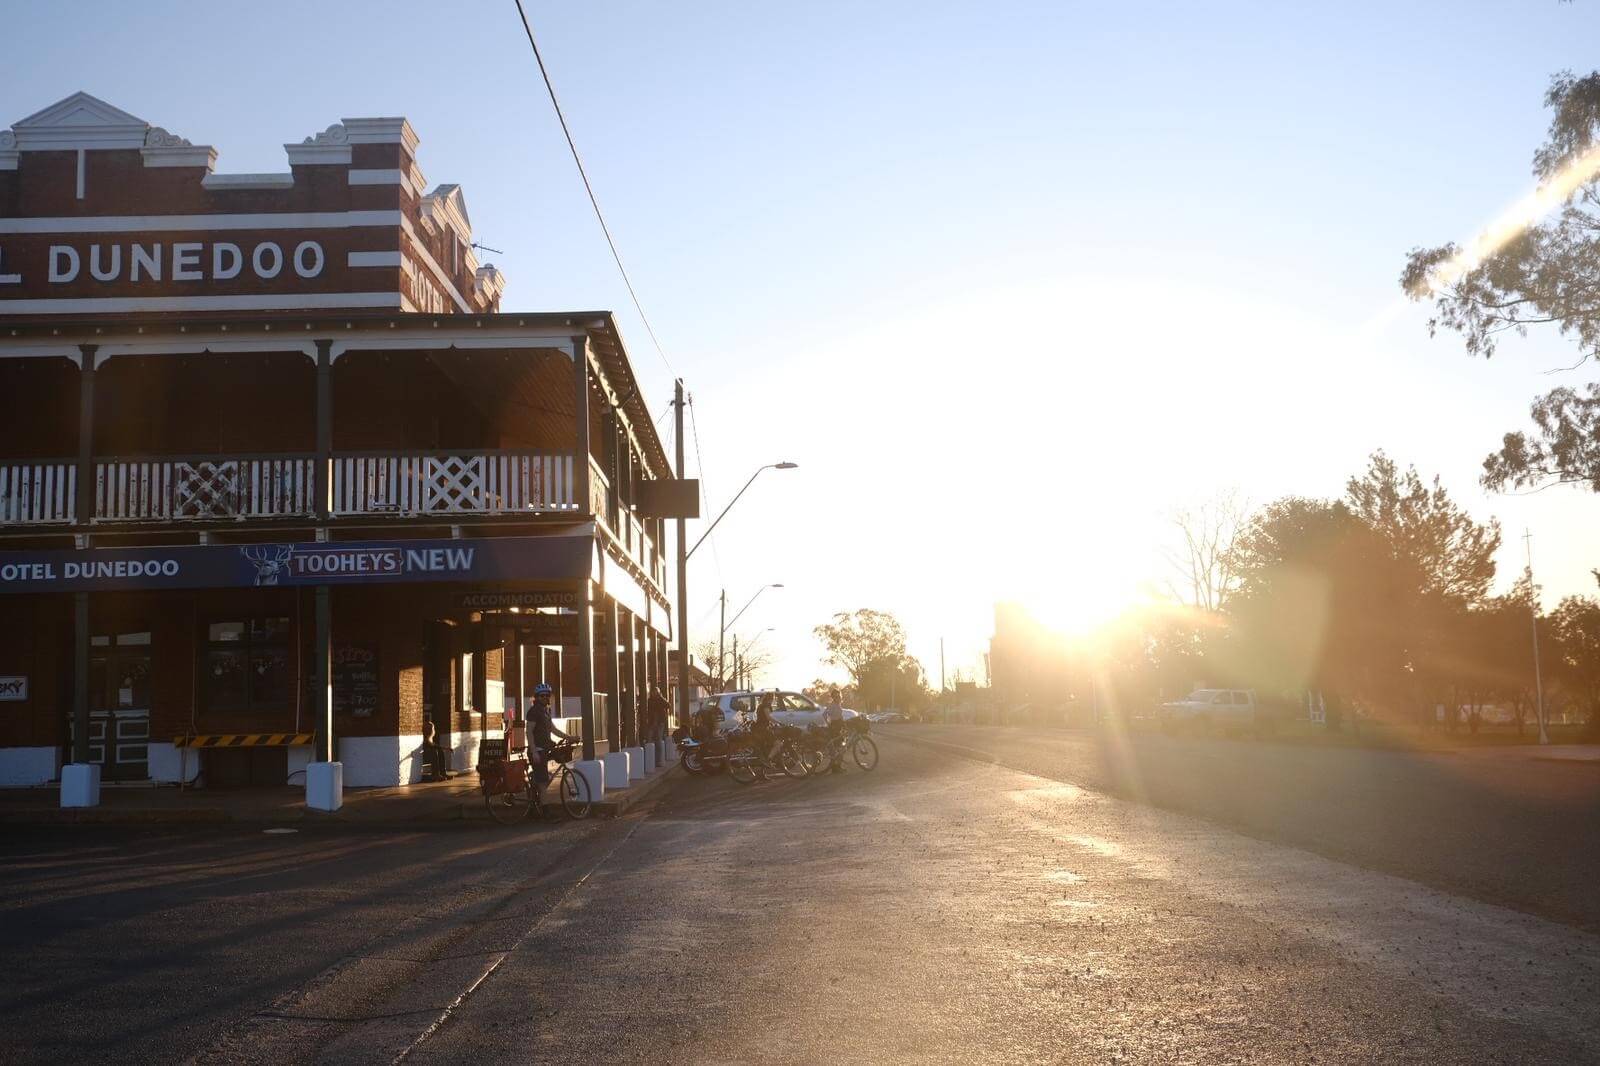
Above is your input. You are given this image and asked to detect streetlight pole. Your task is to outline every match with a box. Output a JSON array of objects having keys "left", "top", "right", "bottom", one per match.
[
  {"left": 686, "top": 462, "right": 797, "bottom": 561},
  {"left": 1526, "top": 530, "right": 1549, "bottom": 745},
  {"left": 678, "top": 457, "right": 796, "bottom": 709},
  {"left": 716, "top": 589, "right": 726, "bottom": 692},
  {"left": 720, "top": 582, "right": 783, "bottom": 686},
  {"left": 674, "top": 379, "right": 690, "bottom": 729},
  {"left": 738, "top": 627, "right": 775, "bottom": 689}
]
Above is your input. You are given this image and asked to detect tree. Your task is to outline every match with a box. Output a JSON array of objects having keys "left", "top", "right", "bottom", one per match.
[
  {"left": 1549, "top": 595, "right": 1600, "bottom": 728},
  {"left": 1344, "top": 451, "right": 1501, "bottom": 606},
  {"left": 1224, "top": 496, "right": 1408, "bottom": 707},
  {"left": 1402, "top": 71, "right": 1600, "bottom": 491},
  {"left": 1163, "top": 489, "right": 1247, "bottom": 611},
  {"left": 693, "top": 636, "right": 773, "bottom": 691},
  {"left": 859, "top": 655, "right": 928, "bottom": 711},
  {"left": 813, "top": 609, "right": 911, "bottom": 689}
]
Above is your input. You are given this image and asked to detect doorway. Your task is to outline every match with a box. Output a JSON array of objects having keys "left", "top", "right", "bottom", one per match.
[
  {"left": 422, "top": 620, "right": 456, "bottom": 756},
  {"left": 66, "top": 629, "right": 152, "bottom": 781}
]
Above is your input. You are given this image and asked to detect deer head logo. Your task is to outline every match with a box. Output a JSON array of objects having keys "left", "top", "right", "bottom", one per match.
[{"left": 241, "top": 545, "right": 295, "bottom": 586}]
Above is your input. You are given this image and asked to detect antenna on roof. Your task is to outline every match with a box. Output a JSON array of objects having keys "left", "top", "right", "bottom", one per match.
[{"left": 471, "top": 241, "right": 503, "bottom": 256}]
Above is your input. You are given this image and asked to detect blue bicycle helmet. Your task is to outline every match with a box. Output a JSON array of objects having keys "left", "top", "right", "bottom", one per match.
[{"left": 534, "top": 683, "right": 553, "bottom": 696}]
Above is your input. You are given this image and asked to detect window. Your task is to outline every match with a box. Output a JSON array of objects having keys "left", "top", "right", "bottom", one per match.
[
  {"left": 1212, "top": 692, "right": 1230, "bottom": 705},
  {"left": 204, "top": 616, "right": 291, "bottom": 714},
  {"left": 782, "top": 693, "right": 818, "bottom": 712}
]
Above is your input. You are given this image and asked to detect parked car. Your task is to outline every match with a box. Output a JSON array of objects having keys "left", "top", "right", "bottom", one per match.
[
  {"left": 694, "top": 690, "right": 863, "bottom": 733},
  {"left": 871, "top": 711, "right": 909, "bottom": 724},
  {"left": 1159, "top": 688, "right": 1270, "bottom": 736}
]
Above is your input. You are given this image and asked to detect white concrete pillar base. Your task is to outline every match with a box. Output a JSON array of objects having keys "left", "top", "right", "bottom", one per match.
[
  {"left": 601, "top": 751, "right": 631, "bottom": 789},
  {"left": 306, "top": 761, "right": 344, "bottom": 812},
  {"left": 60, "top": 762, "right": 101, "bottom": 808},
  {"left": 574, "top": 758, "right": 604, "bottom": 798},
  {"left": 642, "top": 744, "right": 656, "bottom": 774},
  {"left": 657, "top": 739, "right": 676, "bottom": 764},
  {"left": 624, "top": 746, "right": 646, "bottom": 780}
]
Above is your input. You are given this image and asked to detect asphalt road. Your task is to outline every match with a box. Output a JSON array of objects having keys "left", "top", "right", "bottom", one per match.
[
  {"left": 2, "top": 737, "right": 1597, "bottom": 1064},
  {"left": 891, "top": 723, "right": 1600, "bottom": 931}
]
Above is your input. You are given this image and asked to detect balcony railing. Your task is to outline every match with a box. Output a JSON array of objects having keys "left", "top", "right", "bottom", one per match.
[
  {"left": 589, "top": 459, "right": 611, "bottom": 522},
  {"left": 98, "top": 455, "right": 315, "bottom": 522},
  {"left": 331, "top": 451, "right": 577, "bottom": 517},
  {"left": 0, "top": 461, "right": 76, "bottom": 525},
  {"left": 0, "top": 450, "right": 583, "bottom": 526}
]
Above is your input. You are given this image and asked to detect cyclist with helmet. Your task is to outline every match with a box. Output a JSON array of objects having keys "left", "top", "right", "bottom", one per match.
[{"left": 528, "top": 683, "right": 571, "bottom": 788}]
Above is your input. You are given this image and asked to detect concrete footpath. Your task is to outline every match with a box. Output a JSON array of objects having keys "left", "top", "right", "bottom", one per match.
[{"left": 0, "top": 757, "right": 686, "bottom": 827}]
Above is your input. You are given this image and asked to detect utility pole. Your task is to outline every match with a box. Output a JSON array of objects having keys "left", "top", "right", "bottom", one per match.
[
  {"left": 940, "top": 638, "right": 946, "bottom": 694},
  {"left": 717, "top": 589, "right": 726, "bottom": 692},
  {"left": 674, "top": 379, "right": 689, "bottom": 728},
  {"left": 1525, "top": 530, "right": 1549, "bottom": 745},
  {"left": 731, "top": 633, "right": 739, "bottom": 692}
]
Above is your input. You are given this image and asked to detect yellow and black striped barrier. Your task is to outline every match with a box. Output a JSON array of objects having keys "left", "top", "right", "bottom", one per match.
[{"left": 172, "top": 733, "right": 314, "bottom": 749}]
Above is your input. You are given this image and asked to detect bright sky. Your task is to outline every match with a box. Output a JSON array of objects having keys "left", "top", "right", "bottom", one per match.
[{"left": 8, "top": 0, "right": 1600, "bottom": 688}]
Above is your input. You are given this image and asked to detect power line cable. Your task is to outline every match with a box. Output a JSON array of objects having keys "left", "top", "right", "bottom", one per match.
[
  {"left": 511, "top": 0, "right": 674, "bottom": 375},
  {"left": 687, "top": 394, "right": 724, "bottom": 582}
]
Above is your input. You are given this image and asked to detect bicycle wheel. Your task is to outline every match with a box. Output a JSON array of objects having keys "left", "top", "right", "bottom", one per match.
[
  {"left": 556, "top": 765, "right": 592, "bottom": 819},
  {"left": 682, "top": 748, "right": 704, "bottom": 774},
  {"left": 800, "top": 747, "right": 826, "bottom": 777},
  {"left": 485, "top": 775, "right": 534, "bottom": 824},
  {"left": 851, "top": 735, "right": 879, "bottom": 771},
  {"left": 729, "top": 752, "right": 759, "bottom": 784},
  {"left": 778, "top": 742, "right": 809, "bottom": 779}
]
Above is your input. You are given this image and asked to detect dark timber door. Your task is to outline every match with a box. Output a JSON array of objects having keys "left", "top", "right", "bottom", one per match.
[{"left": 67, "top": 630, "right": 152, "bottom": 781}]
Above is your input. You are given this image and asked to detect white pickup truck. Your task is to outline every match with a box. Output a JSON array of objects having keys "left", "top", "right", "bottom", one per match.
[{"left": 1159, "top": 688, "right": 1267, "bottom": 735}]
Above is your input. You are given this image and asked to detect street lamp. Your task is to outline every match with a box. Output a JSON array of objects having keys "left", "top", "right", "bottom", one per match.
[
  {"left": 687, "top": 462, "right": 798, "bottom": 560},
  {"left": 676, "top": 454, "right": 797, "bottom": 728},
  {"left": 738, "top": 627, "right": 776, "bottom": 690},
  {"left": 719, "top": 583, "right": 784, "bottom": 690}
]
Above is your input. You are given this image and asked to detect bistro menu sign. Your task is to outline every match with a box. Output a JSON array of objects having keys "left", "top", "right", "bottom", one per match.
[{"left": 0, "top": 536, "right": 591, "bottom": 594}]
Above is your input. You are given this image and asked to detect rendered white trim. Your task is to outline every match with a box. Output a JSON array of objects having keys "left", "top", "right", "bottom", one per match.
[
  {"left": 0, "top": 745, "right": 57, "bottom": 786},
  {"left": 347, "top": 250, "right": 402, "bottom": 268},
  {"left": 142, "top": 145, "right": 218, "bottom": 169},
  {"left": 0, "top": 210, "right": 403, "bottom": 235},
  {"left": 202, "top": 173, "right": 294, "bottom": 190},
  {"left": 338, "top": 729, "right": 497, "bottom": 786},
  {"left": 342, "top": 117, "right": 419, "bottom": 153},
  {"left": 348, "top": 169, "right": 403, "bottom": 185},
  {"left": 146, "top": 741, "right": 202, "bottom": 784},
  {"left": 0, "top": 292, "right": 404, "bottom": 315},
  {"left": 285, "top": 145, "right": 352, "bottom": 166},
  {"left": 10, "top": 92, "right": 148, "bottom": 151}
]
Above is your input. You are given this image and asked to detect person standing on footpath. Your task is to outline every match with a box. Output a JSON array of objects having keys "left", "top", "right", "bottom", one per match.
[{"left": 648, "top": 684, "right": 672, "bottom": 744}]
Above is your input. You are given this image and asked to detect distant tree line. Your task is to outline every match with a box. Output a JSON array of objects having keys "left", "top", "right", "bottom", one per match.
[{"left": 1095, "top": 454, "right": 1600, "bottom": 735}]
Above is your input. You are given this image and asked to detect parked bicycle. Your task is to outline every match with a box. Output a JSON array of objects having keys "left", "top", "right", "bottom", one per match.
[
  {"left": 729, "top": 723, "right": 811, "bottom": 784},
  {"left": 807, "top": 718, "right": 879, "bottom": 773}
]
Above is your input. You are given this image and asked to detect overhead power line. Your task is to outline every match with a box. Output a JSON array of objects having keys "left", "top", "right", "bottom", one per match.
[
  {"left": 687, "top": 394, "right": 723, "bottom": 582},
  {"left": 511, "top": 0, "right": 674, "bottom": 375}
]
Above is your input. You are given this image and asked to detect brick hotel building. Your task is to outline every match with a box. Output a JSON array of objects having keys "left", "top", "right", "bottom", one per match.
[{"left": 0, "top": 93, "right": 681, "bottom": 796}]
